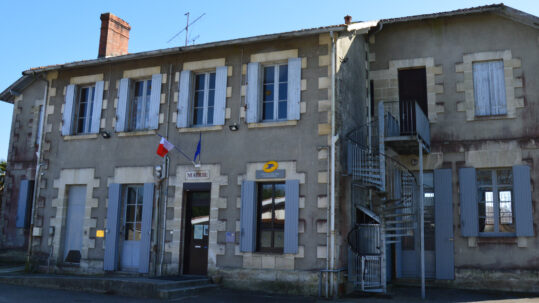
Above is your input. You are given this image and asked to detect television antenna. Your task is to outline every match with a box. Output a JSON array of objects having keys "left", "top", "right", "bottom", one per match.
[
  {"left": 190, "top": 34, "right": 200, "bottom": 45},
  {"left": 167, "top": 12, "right": 206, "bottom": 46}
]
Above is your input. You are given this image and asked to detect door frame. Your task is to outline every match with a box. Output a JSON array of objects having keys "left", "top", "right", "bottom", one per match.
[{"left": 180, "top": 182, "right": 211, "bottom": 275}]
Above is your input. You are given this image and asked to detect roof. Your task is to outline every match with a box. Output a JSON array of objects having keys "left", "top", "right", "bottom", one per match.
[{"left": 0, "top": 75, "right": 35, "bottom": 103}]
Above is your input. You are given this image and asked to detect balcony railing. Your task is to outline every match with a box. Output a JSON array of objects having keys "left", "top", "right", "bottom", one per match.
[{"left": 381, "top": 100, "right": 430, "bottom": 150}]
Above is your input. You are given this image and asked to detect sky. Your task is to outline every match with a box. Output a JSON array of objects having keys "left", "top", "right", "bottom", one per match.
[{"left": 0, "top": 0, "right": 537, "bottom": 161}]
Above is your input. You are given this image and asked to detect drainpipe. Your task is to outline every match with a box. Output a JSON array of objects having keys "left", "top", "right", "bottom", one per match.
[
  {"left": 418, "top": 139, "right": 425, "bottom": 299},
  {"left": 26, "top": 73, "right": 49, "bottom": 269},
  {"left": 159, "top": 64, "right": 173, "bottom": 275},
  {"left": 329, "top": 31, "right": 339, "bottom": 297}
]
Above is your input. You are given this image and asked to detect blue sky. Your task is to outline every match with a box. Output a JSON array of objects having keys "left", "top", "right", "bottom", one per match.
[{"left": 0, "top": 0, "right": 537, "bottom": 161}]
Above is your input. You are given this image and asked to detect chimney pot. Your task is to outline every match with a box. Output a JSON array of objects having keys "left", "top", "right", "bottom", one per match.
[
  {"left": 98, "top": 13, "right": 131, "bottom": 58},
  {"left": 344, "top": 15, "right": 352, "bottom": 25}
]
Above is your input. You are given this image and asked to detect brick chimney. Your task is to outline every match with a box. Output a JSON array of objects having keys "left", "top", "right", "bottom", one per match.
[
  {"left": 98, "top": 13, "right": 131, "bottom": 58},
  {"left": 344, "top": 15, "right": 352, "bottom": 25}
]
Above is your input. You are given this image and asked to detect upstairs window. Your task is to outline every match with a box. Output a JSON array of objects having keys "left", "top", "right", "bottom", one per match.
[
  {"left": 130, "top": 79, "right": 152, "bottom": 131},
  {"left": 75, "top": 86, "right": 95, "bottom": 134},
  {"left": 62, "top": 82, "right": 104, "bottom": 136},
  {"left": 473, "top": 60, "right": 507, "bottom": 116},
  {"left": 193, "top": 72, "right": 216, "bottom": 126},
  {"left": 262, "top": 64, "right": 288, "bottom": 121}
]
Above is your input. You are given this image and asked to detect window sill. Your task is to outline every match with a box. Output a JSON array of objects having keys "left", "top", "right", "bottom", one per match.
[
  {"left": 117, "top": 130, "right": 157, "bottom": 137},
  {"left": 178, "top": 125, "right": 223, "bottom": 133},
  {"left": 478, "top": 232, "right": 516, "bottom": 238},
  {"left": 247, "top": 120, "right": 297, "bottom": 129},
  {"left": 472, "top": 114, "right": 514, "bottom": 121},
  {"left": 63, "top": 134, "right": 98, "bottom": 141}
]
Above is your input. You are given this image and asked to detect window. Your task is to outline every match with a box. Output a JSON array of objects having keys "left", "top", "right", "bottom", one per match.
[
  {"left": 129, "top": 79, "right": 152, "bottom": 131},
  {"left": 257, "top": 182, "right": 285, "bottom": 252},
  {"left": 74, "top": 86, "right": 95, "bottom": 134},
  {"left": 124, "top": 185, "right": 144, "bottom": 241},
  {"left": 476, "top": 168, "right": 514, "bottom": 233},
  {"left": 473, "top": 60, "right": 507, "bottom": 116},
  {"left": 36, "top": 105, "right": 44, "bottom": 145},
  {"left": 192, "top": 72, "right": 216, "bottom": 126},
  {"left": 262, "top": 64, "right": 288, "bottom": 121}
]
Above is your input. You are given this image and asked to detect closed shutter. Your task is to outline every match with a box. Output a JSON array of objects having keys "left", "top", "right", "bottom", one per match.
[
  {"left": 213, "top": 66, "right": 228, "bottom": 125},
  {"left": 434, "top": 169, "right": 454, "bottom": 280},
  {"left": 62, "top": 84, "right": 76, "bottom": 135},
  {"left": 15, "top": 180, "right": 34, "bottom": 228},
  {"left": 90, "top": 81, "right": 104, "bottom": 133},
  {"left": 104, "top": 183, "right": 122, "bottom": 271},
  {"left": 473, "top": 62, "right": 491, "bottom": 116},
  {"left": 458, "top": 167, "right": 478, "bottom": 237},
  {"left": 147, "top": 74, "right": 162, "bottom": 130},
  {"left": 489, "top": 61, "right": 507, "bottom": 115},
  {"left": 116, "top": 78, "right": 130, "bottom": 132},
  {"left": 284, "top": 180, "right": 299, "bottom": 254},
  {"left": 240, "top": 180, "right": 257, "bottom": 252},
  {"left": 287, "top": 58, "right": 301, "bottom": 120},
  {"left": 138, "top": 183, "right": 155, "bottom": 273},
  {"left": 246, "top": 62, "right": 260, "bottom": 123},
  {"left": 513, "top": 165, "right": 534, "bottom": 236},
  {"left": 177, "top": 70, "right": 192, "bottom": 128}
]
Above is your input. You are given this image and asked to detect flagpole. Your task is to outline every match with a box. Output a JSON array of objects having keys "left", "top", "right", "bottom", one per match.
[{"left": 156, "top": 133, "right": 197, "bottom": 166}]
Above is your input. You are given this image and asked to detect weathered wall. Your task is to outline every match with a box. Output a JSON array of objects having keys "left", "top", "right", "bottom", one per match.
[
  {"left": 1, "top": 80, "right": 44, "bottom": 248},
  {"left": 369, "top": 11, "right": 539, "bottom": 287}
]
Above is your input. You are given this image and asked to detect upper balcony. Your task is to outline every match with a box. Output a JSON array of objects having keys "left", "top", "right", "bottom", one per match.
[{"left": 380, "top": 100, "right": 430, "bottom": 154}]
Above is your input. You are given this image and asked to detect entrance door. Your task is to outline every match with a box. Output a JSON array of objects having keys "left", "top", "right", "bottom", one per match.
[
  {"left": 398, "top": 68, "right": 428, "bottom": 135},
  {"left": 183, "top": 191, "right": 210, "bottom": 275},
  {"left": 120, "top": 185, "right": 144, "bottom": 271},
  {"left": 64, "top": 186, "right": 86, "bottom": 263}
]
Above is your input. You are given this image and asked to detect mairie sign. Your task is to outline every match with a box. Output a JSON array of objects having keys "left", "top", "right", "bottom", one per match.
[{"left": 263, "top": 161, "right": 278, "bottom": 173}]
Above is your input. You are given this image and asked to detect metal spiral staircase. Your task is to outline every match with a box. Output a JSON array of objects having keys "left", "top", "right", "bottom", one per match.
[{"left": 347, "top": 101, "right": 429, "bottom": 293}]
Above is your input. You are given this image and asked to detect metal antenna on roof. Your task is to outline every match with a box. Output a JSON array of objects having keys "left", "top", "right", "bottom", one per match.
[
  {"left": 167, "top": 12, "right": 206, "bottom": 45},
  {"left": 190, "top": 35, "right": 200, "bottom": 46}
]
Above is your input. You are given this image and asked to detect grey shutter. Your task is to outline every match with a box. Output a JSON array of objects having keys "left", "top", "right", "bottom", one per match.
[
  {"left": 489, "top": 61, "right": 507, "bottom": 115},
  {"left": 177, "top": 70, "right": 192, "bottom": 128},
  {"left": 15, "top": 180, "right": 34, "bottom": 228},
  {"left": 513, "top": 165, "right": 534, "bottom": 236},
  {"left": 287, "top": 58, "right": 301, "bottom": 120},
  {"left": 246, "top": 62, "right": 260, "bottom": 123},
  {"left": 90, "top": 81, "right": 104, "bottom": 133},
  {"left": 116, "top": 78, "right": 130, "bottom": 132},
  {"left": 240, "top": 180, "right": 257, "bottom": 252},
  {"left": 473, "top": 62, "right": 491, "bottom": 116},
  {"left": 434, "top": 169, "right": 454, "bottom": 280},
  {"left": 62, "top": 84, "right": 76, "bottom": 135},
  {"left": 458, "top": 167, "right": 478, "bottom": 237},
  {"left": 104, "top": 183, "right": 122, "bottom": 271},
  {"left": 214, "top": 66, "right": 228, "bottom": 125},
  {"left": 284, "top": 180, "right": 299, "bottom": 254},
  {"left": 139, "top": 183, "right": 154, "bottom": 273},
  {"left": 148, "top": 74, "right": 162, "bottom": 130}
]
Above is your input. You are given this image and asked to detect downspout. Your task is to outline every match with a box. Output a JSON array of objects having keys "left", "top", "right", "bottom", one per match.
[
  {"left": 159, "top": 64, "right": 173, "bottom": 275},
  {"left": 329, "top": 30, "right": 339, "bottom": 297},
  {"left": 26, "top": 73, "right": 49, "bottom": 269}
]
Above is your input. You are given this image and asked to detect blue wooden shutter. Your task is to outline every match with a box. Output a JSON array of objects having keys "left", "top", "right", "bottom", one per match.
[
  {"left": 15, "top": 180, "right": 34, "bottom": 228},
  {"left": 177, "top": 70, "right": 192, "bottom": 128},
  {"left": 116, "top": 78, "right": 130, "bottom": 132},
  {"left": 104, "top": 183, "right": 122, "bottom": 271},
  {"left": 90, "top": 81, "right": 104, "bottom": 133},
  {"left": 458, "top": 167, "right": 478, "bottom": 237},
  {"left": 214, "top": 66, "right": 228, "bottom": 125},
  {"left": 240, "top": 180, "right": 256, "bottom": 252},
  {"left": 434, "top": 169, "right": 454, "bottom": 280},
  {"left": 287, "top": 58, "right": 301, "bottom": 120},
  {"left": 246, "top": 62, "right": 260, "bottom": 123},
  {"left": 489, "top": 61, "right": 507, "bottom": 115},
  {"left": 473, "top": 62, "right": 491, "bottom": 116},
  {"left": 148, "top": 74, "right": 162, "bottom": 130},
  {"left": 513, "top": 165, "right": 534, "bottom": 236},
  {"left": 62, "top": 84, "right": 76, "bottom": 135},
  {"left": 284, "top": 180, "right": 299, "bottom": 254},
  {"left": 139, "top": 183, "right": 154, "bottom": 273}
]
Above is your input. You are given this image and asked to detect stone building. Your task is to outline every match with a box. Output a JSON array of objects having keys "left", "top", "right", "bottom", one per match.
[{"left": 0, "top": 4, "right": 537, "bottom": 297}]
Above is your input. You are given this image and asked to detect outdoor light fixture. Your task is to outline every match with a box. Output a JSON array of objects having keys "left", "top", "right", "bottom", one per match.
[
  {"left": 100, "top": 131, "right": 111, "bottom": 139},
  {"left": 229, "top": 123, "right": 239, "bottom": 131}
]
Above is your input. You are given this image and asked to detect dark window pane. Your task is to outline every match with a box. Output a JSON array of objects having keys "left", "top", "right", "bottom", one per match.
[
  {"left": 279, "top": 64, "right": 288, "bottom": 82},
  {"left": 146, "top": 80, "right": 152, "bottom": 96},
  {"left": 274, "top": 184, "right": 285, "bottom": 199},
  {"left": 263, "top": 84, "right": 274, "bottom": 102},
  {"left": 274, "top": 231, "right": 284, "bottom": 248},
  {"left": 194, "top": 91, "right": 204, "bottom": 107},
  {"left": 497, "top": 169, "right": 512, "bottom": 185},
  {"left": 134, "top": 81, "right": 143, "bottom": 97},
  {"left": 264, "top": 66, "right": 274, "bottom": 84},
  {"left": 126, "top": 205, "right": 136, "bottom": 222},
  {"left": 477, "top": 170, "right": 492, "bottom": 186},
  {"left": 209, "top": 73, "right": 216, "bottom": 89},
  {"left": 279, "top": 83, "right": 287, "bottom": 101},
  {"left": 263, "top": 101, "right": 274, "bottom": 120},
  {"left": 260, "top": 231, "right": 272, "bottom": 248},
  {"left": 125, "top": 223, "right": 135, "bottom": 240},
  {"left": 196, "top": 74, "right": 205, "bottom": 90},
  {"left": 207, "top": 107, "right": 214, "bottom": 125},
  {"left": 193, "top": 108, "right": 203, "bottom": 125},
  {"left": 278, "top": 101, "right": 287, "bottom": 120},
  {"left": 127, "top": 187, "right": 137, "bottom": 205},
  {"left": 136, "top": 205, "right": 143, "bottom": 222},
  {"left": 208, "top": 90, "right": 215, "bottom": 107},
  {"left": 137, "top": 186, "right": 144, "bottom": 205}
]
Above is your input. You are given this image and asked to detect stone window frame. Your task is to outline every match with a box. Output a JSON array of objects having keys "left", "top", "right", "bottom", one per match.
[{"left": 455, "top": 50, "right": 524, "bottom": 121}]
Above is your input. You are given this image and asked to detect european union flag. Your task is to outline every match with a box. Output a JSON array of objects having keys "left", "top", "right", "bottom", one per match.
[{"left": 194, "top": 132, "right": 201, "bottom": 163}]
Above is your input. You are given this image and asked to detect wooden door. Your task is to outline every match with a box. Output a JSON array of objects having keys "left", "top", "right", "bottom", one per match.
[
  {"left": 64, "top": 186, "right": 86, "bottom": 263},
  {"left": 183, "top": 191, "right": 210, "bottom": 275}
]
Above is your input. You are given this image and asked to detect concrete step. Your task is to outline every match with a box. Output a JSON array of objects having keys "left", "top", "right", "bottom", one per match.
[
  {"left": 158, "top": 283, "right": 219, "bottom": 299},
  {"left": 157, "top": 278, "right": 211, "bottom": 290}
]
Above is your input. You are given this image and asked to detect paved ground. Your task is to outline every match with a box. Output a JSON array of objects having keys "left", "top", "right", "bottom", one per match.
[{"left": 0, "top": 283, "right": 538, "bottom": 302}]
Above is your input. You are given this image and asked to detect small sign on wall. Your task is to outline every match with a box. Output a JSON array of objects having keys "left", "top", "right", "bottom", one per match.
[
  {"left": 256, "top": 169, "right": 285, "bottom": 179},
  {"left": 226, "top": 232, "right": 235, "bottom": 243},
  {"left": 186, "top": 170, "right": 210, "bottom": 180},
  {"left": 96, "top": 230, "right": 105, "bottom": 238}
]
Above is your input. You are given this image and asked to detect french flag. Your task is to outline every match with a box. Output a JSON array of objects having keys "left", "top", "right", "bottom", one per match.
[{"left": 156, "top": 137, "right": 174, "bottom": 157}]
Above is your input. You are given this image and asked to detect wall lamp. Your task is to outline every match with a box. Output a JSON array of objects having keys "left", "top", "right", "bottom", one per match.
[
  {"left": 229, "top": 123, "right": 239, "bottom": 131},
  {"left": 100, "top": 131, "right": 111, "bottom": 139}
]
